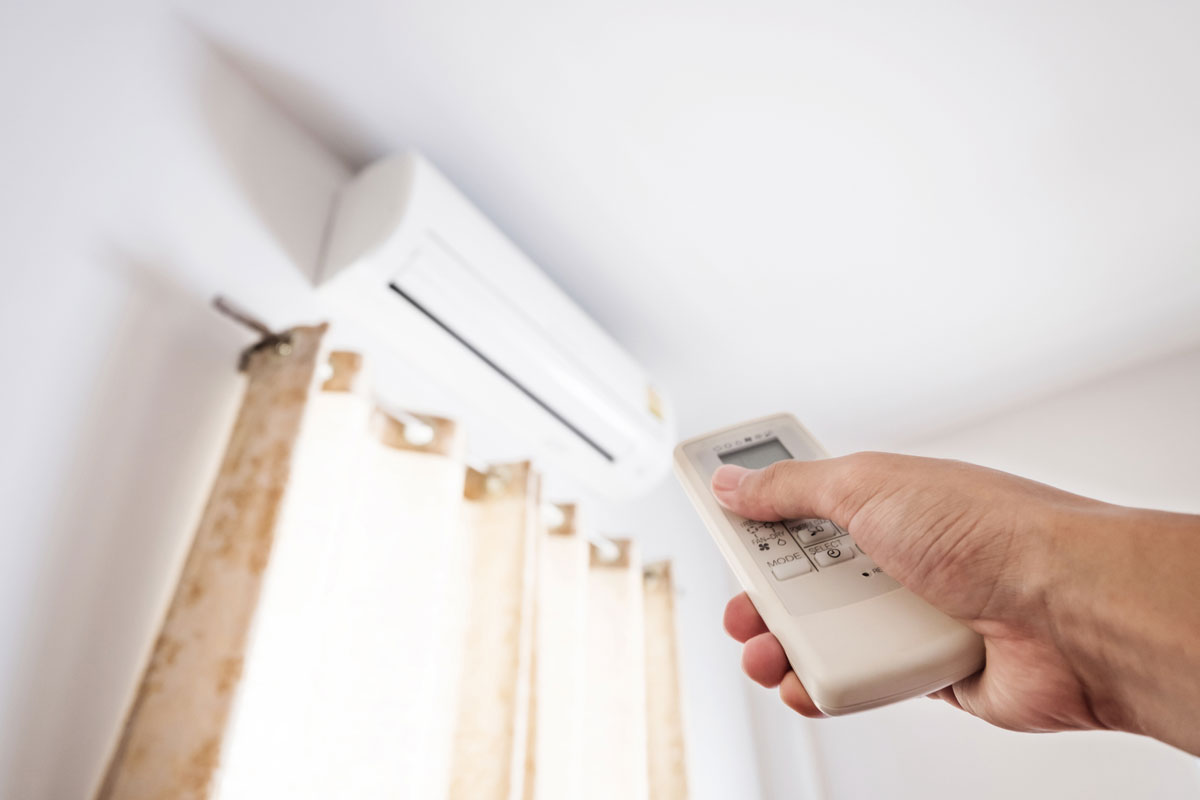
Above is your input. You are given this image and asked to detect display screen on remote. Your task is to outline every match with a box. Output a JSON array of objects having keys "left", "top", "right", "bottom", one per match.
[{"left": 719, "top": 438, "right": 793, "bottom": 469}]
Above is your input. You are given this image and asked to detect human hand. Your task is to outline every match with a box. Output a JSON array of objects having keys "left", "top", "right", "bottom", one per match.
[{"left": 711, "top": 453, "right": 1200, "bottom": 755}]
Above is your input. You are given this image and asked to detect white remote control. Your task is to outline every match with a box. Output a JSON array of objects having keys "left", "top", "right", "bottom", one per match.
[{"left": 674, "top": 413, "right": 984, "bottom": 715}]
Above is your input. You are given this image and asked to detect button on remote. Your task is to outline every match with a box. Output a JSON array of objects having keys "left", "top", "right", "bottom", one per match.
[
  {"left": 771, "top": 557, "right": 813, "bottom": 581},
  {"left": 785, "top": 518, "right": 842, "bottom": 546},
  {"left": 814, "top": 542, "right": 855, "bottom": 567}
]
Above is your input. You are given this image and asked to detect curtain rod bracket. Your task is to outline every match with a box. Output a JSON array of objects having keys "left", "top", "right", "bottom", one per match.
[{"left": 213, "top": 295, "right": 294, "bottom": 371}]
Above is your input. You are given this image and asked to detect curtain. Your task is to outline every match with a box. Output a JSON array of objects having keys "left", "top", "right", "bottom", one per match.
[
  {"left": 528, "top": 504, "right": 588, "bottom": 800},
  {"left": 644, "top": 562, "right": 690, "bottom": 800},
  {"left": 97, "top": 326, "right": 688, "bottom": 799},
  {"left": 584, "top": 539, "right": 649, "bottom": 800},
  {"left": 449, "top": 463, "right": 539, "bottom": 800}
]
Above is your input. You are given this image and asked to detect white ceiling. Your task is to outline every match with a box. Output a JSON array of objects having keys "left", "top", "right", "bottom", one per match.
[{"left": 182, "top": 0, "right": 1200, "bottom": 451}]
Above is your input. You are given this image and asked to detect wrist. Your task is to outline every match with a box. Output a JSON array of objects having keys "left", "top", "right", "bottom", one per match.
[{"left": 1045, "top": 504, "right": 1200, "bottom": 752}]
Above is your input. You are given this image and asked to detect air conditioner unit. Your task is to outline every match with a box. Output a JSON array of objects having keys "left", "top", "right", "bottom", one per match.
[{"left": 317, "top": 151, "right": 674, "bottom": 498}]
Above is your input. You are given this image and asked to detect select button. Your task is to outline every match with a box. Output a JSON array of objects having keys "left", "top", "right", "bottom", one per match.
[{"left": 814, "top": 544, "right": 855, "bottom": 568}]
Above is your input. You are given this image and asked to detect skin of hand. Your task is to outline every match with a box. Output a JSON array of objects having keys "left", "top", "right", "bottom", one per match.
[{"left": 710, "top": 453, "right": 1200, "bottom": 756}]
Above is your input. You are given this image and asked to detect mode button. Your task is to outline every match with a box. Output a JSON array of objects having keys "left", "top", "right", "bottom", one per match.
[{"left": 771, "top": 557, "right": 813, "bottom": 581}]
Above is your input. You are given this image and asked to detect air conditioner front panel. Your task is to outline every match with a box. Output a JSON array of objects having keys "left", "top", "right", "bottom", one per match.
[
  {"left": 392, "top": 238, "right": 653, "bottom": 461},
  {"left": 318, "top": 151, "right": 674, "bottom": 498}
]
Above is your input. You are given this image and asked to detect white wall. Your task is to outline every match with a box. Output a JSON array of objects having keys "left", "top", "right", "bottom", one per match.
[
  {"left": 0, "top": 6, "right": 350, "bottom": 797},
  {"left": 752, "top": 347, "right": 1200, "bottom": 800},
  {"left": 0, "top": 6, "right": 763, "bottom": 799},
  {"left": 903, "top": 346, "right": 1200, "bottom": 512}
]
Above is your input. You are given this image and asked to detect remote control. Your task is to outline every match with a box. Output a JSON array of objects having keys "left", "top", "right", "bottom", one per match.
[{"left": 674, "top": 413, "right": 984, "bottom": 715}]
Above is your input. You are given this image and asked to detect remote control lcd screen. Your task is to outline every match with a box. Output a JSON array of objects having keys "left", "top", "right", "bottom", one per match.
[{"left": 719, "top": 438, "right": 793, "bottom": 470}]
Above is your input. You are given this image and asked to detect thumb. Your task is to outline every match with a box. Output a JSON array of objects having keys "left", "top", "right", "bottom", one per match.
[
  {"left": 713, "top": 453, "right": 1025, "bottom": 626},
  {"left": 710, "top": 455, "right": 890, "bottom": 527}
]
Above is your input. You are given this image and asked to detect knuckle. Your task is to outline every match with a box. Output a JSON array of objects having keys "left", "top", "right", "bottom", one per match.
[
  {"left": 827, "top": 452, "right": 897, "bottom": 523},
  {"left": 759, "top": 461, "right": 786, "bottom": 491},
  {"left": 757, "top": 461, "right": 793, "bottom": 508},
  {"left": 840, "top": 450, "right": 891, "bottom": 477}
]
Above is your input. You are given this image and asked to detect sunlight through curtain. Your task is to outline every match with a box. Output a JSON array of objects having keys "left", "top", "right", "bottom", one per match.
[
  {"left": 584, "top": 539, "right": 649, "bottom": 800},
  {"left": 644, "top": 562, "right": 689, "bottom": 800},
  {"left": 96, "top": 326, "right": 688, "bottom": 799},
  {"left": 449, "top": 463, "right": 539, "bottom": 800},
  {"left": 528, "top": 504, "right": 588, "bottom": 800}
]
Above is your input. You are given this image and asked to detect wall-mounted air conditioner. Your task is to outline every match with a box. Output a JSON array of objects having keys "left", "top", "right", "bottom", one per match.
[{"left": 317, "top": 152, "right": 674, "bottom": 498}]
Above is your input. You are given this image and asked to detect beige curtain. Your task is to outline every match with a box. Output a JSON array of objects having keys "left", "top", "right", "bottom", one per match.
[
  {"left": 97, "top": 325, "right": 334, "bottom": 800},
  {"left": 644, "top": 562, "right": 690, "bottom": 800},
  {"left": 528, "top": 504, "right": 588, "bottom": 800},
  {"left": 448, "top": 463, "right": 539, "bottom": 800},
  {"left": 584, "top": 539, "right": 650, "bottom": 800},
  {"left": 96, "top": 327, "right": 688, "bottom": 799}
]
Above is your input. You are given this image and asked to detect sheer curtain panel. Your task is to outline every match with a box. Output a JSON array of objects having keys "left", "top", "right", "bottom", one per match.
[
  {"left": 93, "top": 324, "right": 689, "bottom": 799},
  {"left": 644, "top": 562, "right": 690, "bottom": 800},
  {"left": 449, "top": 463, "right": 539, "bottom": 800},
  {"left": 584, "top": 539, "right": 650, "bottom": 800}
]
